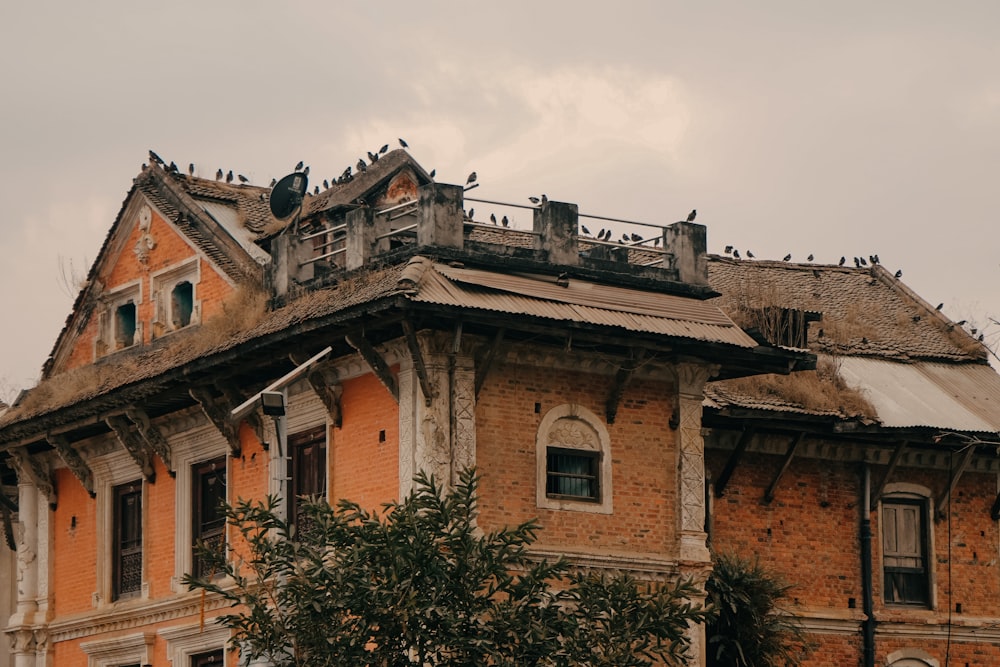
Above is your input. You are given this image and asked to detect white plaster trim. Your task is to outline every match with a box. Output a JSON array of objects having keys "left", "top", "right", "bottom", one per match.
[
  {"left": 90, "top": 443, "right": 148, "bottom": 608},
  {"left": 886, "top": 648, "right": 939, "bottom": 667},
  {"left": 80, "top": 630, "right": 154, "bottom": 667},
  {"left": 535, "top": 404, "right": 612, "bottom": 514},
  {"left": 170, "top": 423, "right": 229, "bottom": 593},
  {"left": 150, "top": 256, "right": 202, "bottom": 336},
  {"left": 159, "top": 619, "right": 230, "bottom": 665}
]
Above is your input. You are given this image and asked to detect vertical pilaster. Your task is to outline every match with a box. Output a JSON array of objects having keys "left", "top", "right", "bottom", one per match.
[{"left": 673, "top": 361, "right": 716, "bottom": 667}]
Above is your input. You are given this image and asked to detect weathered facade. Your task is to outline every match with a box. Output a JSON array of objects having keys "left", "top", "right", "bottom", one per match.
[
  {"left": 0, "top": 152, "right": 812, "bottom": 666},
  {"left": 704, "top": 257, "right": 1000, "bottom": 666}
]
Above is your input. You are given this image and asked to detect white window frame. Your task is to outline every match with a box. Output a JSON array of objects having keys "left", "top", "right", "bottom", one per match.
[
  {"left": 96, "top": 279, "right": 143, "bottom": 357},
  {"left": 91, "top": 446, "right": 148, "bottom": 608},
  {"left": 171, "top": 423, "right": 230, "bottom": 592},
  {"left": 159, "top": 620, "right": 230, "bottom": 665},
  {"left": 536, "top": 404, "right": 613, "bottom": 514},
  {"left": 151, "top": 257, "right": 202, "bottom": 338},
  {"left": 80, "top": 631, "right": 154, "bottom": 667},
  {"left": 878, "top": 482, "right": 936, "bottom": 609}
]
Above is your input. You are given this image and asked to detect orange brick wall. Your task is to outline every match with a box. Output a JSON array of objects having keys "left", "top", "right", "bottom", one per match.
[
  {"left": 51, "top": 468, "right": 98, "bottom": 616},
  {"left": 706, "top": 441, "right": 1000, "bottom": 666},
  {"left": 475, "top": 361, "right": 677, "bottom": 555},
  {"left": 330, "top": 371, "right": 400, "bottom": 510},
  {"left": 60, "top": 206, "right": 234, "bottom": 372}
]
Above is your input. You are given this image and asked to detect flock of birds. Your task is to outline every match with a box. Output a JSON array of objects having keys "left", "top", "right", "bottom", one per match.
[
  {"left": 721, "top": 245, "right": 903, "bottom": 279},
  {"left": 147, "top": 138, "right": 425, "bottom": 197}
]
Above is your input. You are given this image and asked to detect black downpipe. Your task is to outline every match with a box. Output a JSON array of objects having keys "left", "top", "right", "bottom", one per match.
[{"left": 861, "top": 464, "right": 876, "bottom": 667}]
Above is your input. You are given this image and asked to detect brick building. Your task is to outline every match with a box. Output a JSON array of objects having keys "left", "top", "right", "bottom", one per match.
[{"left": 0, "top": 149, "right": 997, "bottom": 667}]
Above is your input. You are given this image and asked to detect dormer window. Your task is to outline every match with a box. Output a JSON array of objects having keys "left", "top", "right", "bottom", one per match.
[
  {"left": 171, "top": 281, "right": 194, "bottom": 328},
  {"left": 115, "top": 302, "right": 137, "bottom": 348},
  {"left": 96, "top": 280, "right": 142, "bottom": 358},
  {"left": 152, "top": 259, "right": 201, "bottom": 337}
]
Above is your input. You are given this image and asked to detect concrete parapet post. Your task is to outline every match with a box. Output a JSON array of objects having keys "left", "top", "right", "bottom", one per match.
[
  {"left": 665, "top": 221, "right": 707, "bottom": 285},
  {"left": 269, "top": 233, "right": 314, "bottom": 297},
  {"left": 345, "top": 207, "right": 380, "bottom": 270},
  {"left": 533, "top": 201, "right": 579, "bottom": 266},
  {"left": 417, "top": 183, "right": 464, "bottom": 249}
]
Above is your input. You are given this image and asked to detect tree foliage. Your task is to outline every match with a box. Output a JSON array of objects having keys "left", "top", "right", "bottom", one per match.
[
  {"left": 705, "top": 553, "right": 812, "bottom": 667},
  {"left": 184, "top": 468, "right": 708, "bottom": 666}
]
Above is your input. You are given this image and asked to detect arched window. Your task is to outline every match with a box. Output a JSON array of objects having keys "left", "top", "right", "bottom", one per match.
[{"left": 536, "top": 404, "right": 612, "bottom": 514}]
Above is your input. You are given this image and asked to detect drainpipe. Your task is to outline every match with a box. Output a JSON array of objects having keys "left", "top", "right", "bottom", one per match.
[{"left": 861, "top": 463, "right": 876, "bottom": 667}]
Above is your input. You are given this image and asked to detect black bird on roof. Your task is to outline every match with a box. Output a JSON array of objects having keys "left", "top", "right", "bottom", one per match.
[
  {"left": 379, "top": 144, "right": 389, "bottom": 155},
  {"left": 653, "top": 237, "right": 661, "bottom": 247},
  {"left": 270, "top": 178, "right": 277, "bottom": 187},
  {"left": 873, "top": 254, "right": 880, "bottom": 264},
  {"left": 429, "top": 169, "right": 436, "bottom": 178},
  {"left": 168, "top": 161, "right": 178, "bottom": 173},
  {"left": 302, "top": 166, "right": 310, "bottom": 176},
  {"left": 936, "top": 303, "right": 944, "bottom": 311},
  {"left": 541, "top": 194, "right": 548, "bottom": 204},
  {"left": 746, "top": 250, "right": 755, "bottom": 259},
  {"left": 313, "top": 185, "right": 319, "bottom": 195},
  {"left": 687, "top": 209, "right": 697, "bottom": 222},
  {"left": 724, "top": 245, "right": 733, "bottom": 254},
  {"left": 367, "top": 151, "right": 376, "bottom": 163},
  {"left": 869, "top": 255, "right": 877, "bottom": 265},
  {"left": 622, "top": 233, "right": 630, "bottom": 242},
  {"left": 226, "top": 170, "right": 234, "bottom": 183},
  {"left": 501, "top": 215, "right": 509, "bottom": 227},
  {"left": 597, "top": 228, "right": 605, "bottom": 239},
  {"left": 295, "top": 161, "right": 304, "bottom": 172},
  {"left": 854, "top": 257, "right": 861, "bottom": 267},
  {"left": 783, "top": 253, "right": 792, "bottom": 261},
  {"left": 466, "top": 171, "right": 477, "bottom": 185},
  {"left": 859, "top": 257, "right": 868, "bottom": 266},
  {"left": 631, "top": 233, "right": 642, "bottom": 242},
  {"left": 468, "top": 208, "right": 474, "bottom": 219},
  {"left": 399, "top": 138, "right": 409, "bottom": 148},
  {"left": 370, "top": 152, "right": 379, "bottom": 163},
  {"left": 839, "top": 256, "right": 846, "bottom": 266},
  {"left": 807, "top": 254, "right": 814, "bottom": 261},
  {"left": 238, "top": 174, "right": 249, "bottom": 184},
  {"left": 188, "top": 163, "right": 195, "bottom": 176},
  {"left": 733, "top": 249, "right": 741, "bottom": 259},
  {"left": 956, "top": 319, "right": 967, "bottom": 326},
  {"left": 216, "top": 169, "right": 224, "bottom": 181},
  {"left": 490, "top": 213, "right": 497, "bottom": 224},
  {"left": 581, "top": 225, "right": 591, "bottom": 235},
  {"left": 894, "top": 269, "right": 903, "bottom": 279},
  {"left": 358, "top": 159, "right": 367, "bottom": 173},
  {"left": 529, "top": 196, "right": 540, "bottom": 204},
  {"left": 979, "top": 333, "right": 985, "bottom": 342},
  {"left": 323, "top": 179, "right": 329, "bottom": 190},
  {"left": 148, "top": 149, "right": 164, "bottom": 166}
]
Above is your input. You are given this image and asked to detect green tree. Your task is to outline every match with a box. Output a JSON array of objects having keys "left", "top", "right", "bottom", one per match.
[
  {"left": 185, "top": 468, "right": 708, "bottom": 666},
  {"left": 705, "top": 553, "right": 812, "bottom": 667}
]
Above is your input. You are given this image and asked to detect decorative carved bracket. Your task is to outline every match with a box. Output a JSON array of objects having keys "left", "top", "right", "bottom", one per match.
[
  {"left": 763, "top": 433, "right": 804, "bottom": 504},
  {"left": 402, "top": 320, "right": 433, "bottom": 407},
  {"left": 303, "top": 359, "right": 344, "bottom": 428},
  {"left": 937, "top": 444, "right": 976, "bottom": 520},
  {"left": 871, "top": 440, "right": 907, "bottom": 510},
  {"left": 125, "top": 407, "right": 174, "bottom": 476},
  {"left": 606, "top": 349, "right": 646, "bottom": 424},
  {"left": 8, "top": 447, "right": 56, "bottom": 508},
  {"left": 346, "top": 334, "right": 399, "bottom": 402},
  {"left": 190, "top": 386, "right": 243, "bottom": 457},
  {"left": 106, "top": 415, "right": 156, "bottom": 483},
  {"left": 216, "top": 381, "right": 265, "bottom": 449},
  {"left": 714, "top": 427, "right": 754, "bottom": 498},
  {"left": 47, "top": 434, "right": 95, "bottom": 497},
  {"left": 474, "top": 328, "right": 505, "bottom": 399}
]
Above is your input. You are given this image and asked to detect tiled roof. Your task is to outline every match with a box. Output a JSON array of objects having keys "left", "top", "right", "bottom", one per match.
[{"left": 707, "top": 257, "right": 983, "bottom": 362}]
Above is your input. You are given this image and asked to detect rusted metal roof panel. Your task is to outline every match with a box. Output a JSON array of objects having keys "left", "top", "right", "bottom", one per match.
[
  {"left": 837, "top": 357, "right": 1000, "bottom": 433},
  {"left": 412, "top": 263, "right": 757, "bottom": 347}
]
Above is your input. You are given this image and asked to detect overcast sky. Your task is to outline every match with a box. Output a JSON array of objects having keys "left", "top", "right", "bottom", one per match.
[{"left": 2, "top": 1, "right": 998, "bottom": 395}]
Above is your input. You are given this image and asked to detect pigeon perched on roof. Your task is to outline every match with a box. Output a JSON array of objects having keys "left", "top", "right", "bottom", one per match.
[
  {"left": 429, "top": 169, "right": 436, "bottom": 178},
  {"left": 323, "top": 179, "right": 329, "bottom": 190},
  {"left": 226, "top": 170, "right": 234, "bottom": 183},
  {"left": 357, "top": 159, "right": 367, "bottom": 173},
  {"left": 148, "top": 150, "right": 164, "bottom": 166},
  {"left": 581, "top": 225, "right": 591, "bottom": 235},
  {"left": 270, "top": 178, "right": 277, "bottom": 187},
  {"left": 687, "top": 209, "right": 697, "bottom": 221},
  {"left": 295, "top": 161, "right": 304, "bottom": 172},
  {"left": 733, "top": 249, "right": 741, "bottom": 259},
  {"left": 807, "top": 254, "right": 814, "bottom": 261},
  {"left": 238, "top": 174, "right": 249, "bottom": 184},
  {"left": 399, "top": 138, "right": 409, "bottom": 148},
  {"left": 302, "top": 166, "right": 310, "bottom": 176},
  {"left": 783, "top": 254, "right": 792, "bottom": 262},
  {"left": 367, "top": 151, "right": 376, "bottom": 163},
  {"left": 859, "top": 257, "right": 867, "bottom": 266},
  {"left": 631, "top": 233, "right": 641, "bottom": 242},
  {"left": 467, "top": 172, "right": 477, "bottom": 185},
  {"left": 379, "top": 144, "right": 389, "bottom": 154},
  {"left": 894, "top": 269, "right": 903, "bottom": 278},
  {"left": 936, "top": 303, "right": 944, "bottom": 311},
  {"left": 724, "top": 245, "right": 733, "bottom": 254},
  {"left": 839, "top": 256, "right": 846, "bottom": 266},
  {"left": 541, "top": 194, "right": 548, "bottom": 204},
  {"left": 188, "top": 163, "right": 195, "bottom": 176},
  {"left": 490, "top": 213, "right": 497, "bottom": 224},
  {"left": 216, "top": 169, "right": 224, "bottom": 181},
  {"left": 746, "top": 250, "right": 755, "bottom": 259},
  {"left": 501, "top": 216, "right": 509, "bottom": 227},
  {"left": 529, "top": 196, "right": 540, "bottom": 204},
  {"left": 468, "top": 208, "right": 474, "bottom": 219}
]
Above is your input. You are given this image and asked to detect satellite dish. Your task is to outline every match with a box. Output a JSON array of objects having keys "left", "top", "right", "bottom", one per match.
[{"left": 269, "top": 172, "right": 308, "bottom": 219}]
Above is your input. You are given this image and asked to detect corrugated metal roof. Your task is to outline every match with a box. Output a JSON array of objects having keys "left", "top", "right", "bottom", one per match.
[
  {"left": 837, "top": 357, "right": 1000, "bottom": 433},
  {"left": 411, "top": 262, "right": 757, "bottom": 347}
]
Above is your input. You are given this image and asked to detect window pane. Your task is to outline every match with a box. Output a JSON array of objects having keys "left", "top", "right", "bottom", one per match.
[
  {"left": 882, "top": 500, "right": 928, "bottom": 605},
  {"left": 171, "top": 281, "right": 194, "bottom": 328},
  {"left": 193, "top": 458, "right": 227, "bottom": 578},
  {"left": 546, "top": 448, "right": 599, "bottom": 501},
  {"left": 113, "top": 481, "right": 142, "bottom": 600},
  {"left": 290, "top": 426, "right": 327, "bottom": 534}
]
